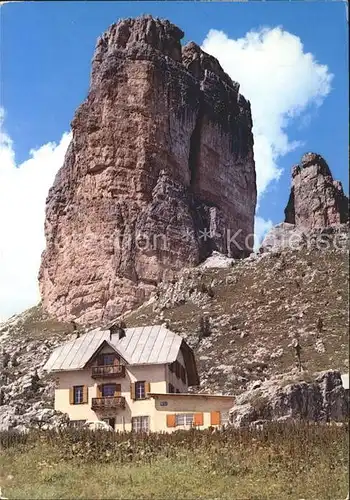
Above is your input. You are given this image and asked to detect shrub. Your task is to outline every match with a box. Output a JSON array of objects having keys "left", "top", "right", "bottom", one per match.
[
  {"left": 198, "top": 315, "right": 211, "bottom": 340},
  {"left": 0, "top": 422, "right": 348, "bottom": 470}
]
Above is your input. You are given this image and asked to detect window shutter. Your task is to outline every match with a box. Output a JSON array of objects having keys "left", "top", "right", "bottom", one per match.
[
  {"left": 166, "top": 414, "right": 176, "bottom": 428},
  {"left": 144, "top": 381, "right": 151, "bottom": 396},
  {"left": 130, "top": 383, "right": 136, "bottom": 400},
  {"left": 82, "top": 385, "right": 88, "bottom": 404},
  {"left": 97, "top": 384, "right": 102, "bottom": 398},
  {"left": 114, "top": 384, "right": 121, "bottom": 397},
  {"left": 210, "top": 411, "right": 221, "bottom": 426},
  {"left": 194, "top": 412, "right": 203, "bottom": 426},
  {"left": 69, "top": 387, "right": 74, "bottom": 405}
]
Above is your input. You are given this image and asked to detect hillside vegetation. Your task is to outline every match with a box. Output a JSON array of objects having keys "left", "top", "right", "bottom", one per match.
[
  {"left": 125, "top": 246, "right": 349, "bottom": 394},
  {"left": 0, "top": 423, "right": 348, "bottom": 499}
]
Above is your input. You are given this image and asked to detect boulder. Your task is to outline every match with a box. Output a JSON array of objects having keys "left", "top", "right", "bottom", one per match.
[{"left": 229, "top": 370, "right": 348, "bottom": 427}]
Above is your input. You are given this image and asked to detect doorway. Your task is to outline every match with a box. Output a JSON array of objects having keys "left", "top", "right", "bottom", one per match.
[{"left": 103, "top": 417, "right": 116, "bottom": 430}]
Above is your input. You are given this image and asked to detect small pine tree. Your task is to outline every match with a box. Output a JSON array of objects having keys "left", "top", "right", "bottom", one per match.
[
  {"left": 31, "top": 369, "right": 41, "bottom": 392},
  {"left": 292, "top": 338, "right": 302, "bottom": 372},
  {"left": 11, "top": 354, "right": 19, "bottom": 367},
  {"left": 198, "top": 315, "right": 211, "bottom": 341},
  {"left": 316, "top": 317, "right": 323, "bottom": 333}
]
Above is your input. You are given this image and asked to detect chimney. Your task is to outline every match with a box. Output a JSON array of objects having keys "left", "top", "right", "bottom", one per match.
[
  {"left": 71, "top": 320, "right": 80, "bottom": 339},
  {"left": 109, "top": 324, "right": 117, "bottom": 340},
  {"left": 109, "top": 322, "right": 126, "bottom": 340}
]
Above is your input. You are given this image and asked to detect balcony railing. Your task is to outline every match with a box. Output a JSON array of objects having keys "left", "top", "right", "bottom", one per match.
[
  {"left": 91, "top": 365, "right": 126, "bottom": 379},
  {"left": 91, "top": 396, "right": 126, "bottom": 410}
]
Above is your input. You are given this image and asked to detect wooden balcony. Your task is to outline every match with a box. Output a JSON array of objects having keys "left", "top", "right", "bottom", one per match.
[
  {"left": 91, "top": 365, "right": 126, "bottom": 379},
  {"left": 91, "top": 396, "right": 126, "bottom": 410}
]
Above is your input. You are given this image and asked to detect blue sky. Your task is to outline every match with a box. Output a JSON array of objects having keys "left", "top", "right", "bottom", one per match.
[
  {"left": 2, "top": 1, "right": 349, "bottom": 209},
  {"left": 0, "top": 1, "right": 348, "bottom": 319}
]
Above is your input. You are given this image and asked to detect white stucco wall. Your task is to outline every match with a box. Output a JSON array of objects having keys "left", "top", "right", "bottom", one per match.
[
  {"left": 341, "top": 373, "right": 349, "bottom": 390},
  {"left": 52, "top": 347, "right": 220, "bottom": 433},
  {"left": 54, "top": 359, "right": 168, "bottom": 431},
  {"left": 149, "top": 394, "right": 234, "bottom": 432}
]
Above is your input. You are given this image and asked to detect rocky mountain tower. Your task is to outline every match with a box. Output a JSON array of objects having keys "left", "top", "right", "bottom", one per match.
[{"left": 39, "top": 16, "right": 257, "bottom": 324}]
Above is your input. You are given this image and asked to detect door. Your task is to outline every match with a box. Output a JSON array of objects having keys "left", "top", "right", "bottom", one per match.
[
  {"left": 102, "top": 417, "right": 116, "bottom": 429},
  {"left": 108, "top": 418, "right": 116, "bottom": 430}
]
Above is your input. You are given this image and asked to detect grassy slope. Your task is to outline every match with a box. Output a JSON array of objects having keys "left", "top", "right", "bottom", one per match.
[
  {"left": 2, "top": 305, "right": 75, "bottom": 342},
  {"left": 0, "top": 425, "right": 348, "bottom": 500}
]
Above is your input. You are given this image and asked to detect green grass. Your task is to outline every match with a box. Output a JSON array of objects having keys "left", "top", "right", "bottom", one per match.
[
  {"left": 19, "top": 305, "right": 75, "bottom": 342},
  {"left": 0, "top": 424, "right": 348, "bottom": 499}
]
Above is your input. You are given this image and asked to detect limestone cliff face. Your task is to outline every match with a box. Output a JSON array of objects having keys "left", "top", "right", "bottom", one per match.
[
  {"left": 39, "top": 16, "right": 257, "bottom": 325},
  {"left": 284, "top": 152, "right": 348, "bottom": 229}
]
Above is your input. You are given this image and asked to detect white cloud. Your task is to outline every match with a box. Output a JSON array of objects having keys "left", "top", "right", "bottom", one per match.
[
  {"left": 202, "top": 26, "right": 333, "bottom": 197},
  {"left": 0, "top": 109, "right": 71, "bottom": 321},
  {"left": 254, "top": 215, "right": 273, "bottom": 249}
]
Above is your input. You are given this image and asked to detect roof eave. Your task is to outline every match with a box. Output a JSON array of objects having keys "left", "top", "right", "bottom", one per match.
[
  {"left": 82, "top": 339, "right": 129, "bottom": 368},
  {"left": 148, "top": 392, "right": 234, "bottom": 399}
]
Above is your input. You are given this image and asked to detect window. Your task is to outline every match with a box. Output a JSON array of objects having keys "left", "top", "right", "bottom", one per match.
[
  {"left": 173, "top": 361, "right": 186, "bottom": 381},
  {"left": 130, "top": 382, "right": 150, "bottom": 400},
  {"left": 220, "top": 411, "right": 229, "bottom": 425},
  {"left": 98, "top": 353, "right": 115, "bottom": 366},
  {"left": 176, "top": 389, "right": 180, "bottom": 394},
  {"left": 69, "top": 420, "right": 85, "bottom": 428},
  {"left": 135, "top": 381, "right": 146, "bottom": 400},
  {"left": 168, "top": 383, "right": 175, "bottom": 393},
  {"left": 70, "top": 386, "right": 87, "bottom": 405},
  {"left": 132, "top": 416, "right": 149, "bottom": 432},
  {"left": 175, "top": 413, "right": 194, "bottom": 426},
  {"left": 73, "top": 386, "right": 84, "bottom": 404},
  {"left": 102, "top": 383, "right": 116, "bottom": 397}
]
